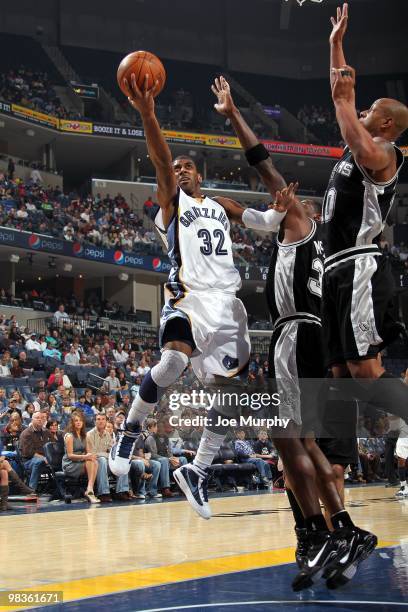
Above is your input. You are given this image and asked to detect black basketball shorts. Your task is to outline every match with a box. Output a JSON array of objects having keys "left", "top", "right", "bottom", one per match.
[
  {"left": 268, "top": 318, "right": 326, "bottom": 428},
  {"left": 322, "top": 254, "right": 396, "bottom": 367}
]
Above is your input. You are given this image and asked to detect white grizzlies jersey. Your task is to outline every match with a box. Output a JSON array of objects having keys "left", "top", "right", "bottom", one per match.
[{"left": 155, "top": 188, "right": 241, "bottom": 299}]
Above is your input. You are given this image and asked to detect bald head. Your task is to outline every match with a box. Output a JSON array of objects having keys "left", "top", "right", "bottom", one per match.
[{"left": 374, "top": 98, "right": 408, "bottom": 139}]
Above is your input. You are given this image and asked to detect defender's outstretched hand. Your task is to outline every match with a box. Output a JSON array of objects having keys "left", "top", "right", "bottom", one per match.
[
  {"left": 123, "top": 73, "right": 159, "bottom": 116},
  {"left": 269, "top": 182, "right": 299, "bottom": 213},
  {"left": 330, "top": 3, "right": 348, "bottom": 45},
  {"left": 211, "top": 76, "right": 236, "bottom": 117}
]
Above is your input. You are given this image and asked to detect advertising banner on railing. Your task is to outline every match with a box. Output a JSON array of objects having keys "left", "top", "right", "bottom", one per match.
[
  {"left": 60, "top": 119, "right": 93, "bottom": 134},
  {"left": 262, "top": 139, "right": 343, "bottom": 159},
  {"left": 0, "top": 101, "right": 348, "bottom": 159},
  {"left": 11, "top": 104, "right": 59, "bottom": 129},
  {"left": 0, "top": 227, "right": 268, "bottom": 281}
]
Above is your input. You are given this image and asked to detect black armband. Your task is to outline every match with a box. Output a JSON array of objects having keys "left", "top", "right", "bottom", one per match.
[{"left": 245, "top": 143, "right": 270, "bottom": 166}]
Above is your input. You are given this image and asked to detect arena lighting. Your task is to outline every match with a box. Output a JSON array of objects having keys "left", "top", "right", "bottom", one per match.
[
  {"left": 25, "top": 128, "right": 35, "bottom": 137},
  {"left": 9, "top": 254, "right": 20, "bottom": 263},
  {"left": 119, "top": 273, "right": 129, "bottom": 281},
  {"left": 63, "top": 263, "right": 73, "bottom": 272},
  {"left": 188, "top": 150, "right": 197, "bottom": 157},
  {"left": 0, "top": 120, "right": 5, "bottom": 128}
]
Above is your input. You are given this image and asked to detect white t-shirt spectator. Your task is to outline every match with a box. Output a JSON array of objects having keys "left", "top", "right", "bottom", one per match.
[
  {"left": 54, "top": 310, "right": 69, "bottom": 322},
  {"left": 104, "top": 375, "right": 121, "bottom": 392},
  {"left": 0, "top": 364, "right": 11, "bottom": 377},
  {"left": 25, "top": 337, "right": 43, "bottom": 351},
  {"left": 137, "top": 365, "right": 151, "bottom": 376},
  {"left": 64, "top": 352, "right": 80, "bottom": 366},
  {"left": 112, "top": 349, "right": 129, "bottom": 363}
]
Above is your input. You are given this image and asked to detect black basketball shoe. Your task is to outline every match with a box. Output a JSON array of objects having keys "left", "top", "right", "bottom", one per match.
[
  {"left": 324, "top": 526, "right": 378, "bottom": 589},
  {"left": 292, "top": 530, "right": 347, "bottom": 592}
]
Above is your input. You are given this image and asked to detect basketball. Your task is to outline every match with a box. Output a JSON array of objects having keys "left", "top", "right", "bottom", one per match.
[{"left": 117, "top": 50, "right": 166, "bottom": 98}]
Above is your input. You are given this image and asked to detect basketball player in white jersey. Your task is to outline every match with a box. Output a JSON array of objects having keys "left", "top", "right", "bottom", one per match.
[{"left": 109, "top": 72, "right": 287, "bottom": 514}]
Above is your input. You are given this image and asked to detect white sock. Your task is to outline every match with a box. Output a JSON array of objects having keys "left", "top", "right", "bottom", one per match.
[
  {"left": 401, "top": 480, "right": 407, "bottom": 488},
  {"left": 193, "top": 428, "right": 226, "bottom": 471},
  {"left": 127, "top": 395, "right": 155, "bottom": 427}
]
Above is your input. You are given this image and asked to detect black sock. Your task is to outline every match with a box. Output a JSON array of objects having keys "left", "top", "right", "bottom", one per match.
[
  {"left": 305, "top": 514, "right": 328, "bottom": 532},
  {"left": 331, "top": 510, "right": 355, "bottom": 529},
  {"left": 286, "top": 489, "right": 306, "bottom": 529},
  {"left": 398, "top": 466, "right": 407, "bottom": 483}
]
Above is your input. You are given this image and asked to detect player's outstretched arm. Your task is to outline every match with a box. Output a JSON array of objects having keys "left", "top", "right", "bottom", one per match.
[
  {"left": 124, "top": 73, "right": 177, "bottom": 222},
  {"left": 329, "top": 3, "right": 348, "bottom": 89},
  {"left": 332, "top": 66, "right": 395, "bottom": 173},
  {"left": 212, "top": 76, "right": 286, "bottom": 199}
]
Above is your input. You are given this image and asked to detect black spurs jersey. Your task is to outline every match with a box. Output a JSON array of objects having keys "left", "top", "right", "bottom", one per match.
[
  {"left": 266, "top": 219, "right": 324, "bottom": 326},
  {"left": 322, "top": 145, "right": 404, "bottom": 265}
]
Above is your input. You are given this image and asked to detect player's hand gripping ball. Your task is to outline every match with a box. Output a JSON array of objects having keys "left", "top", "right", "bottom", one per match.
[{"left": 117, "top": 51, "right": 166, "bottom": 98}]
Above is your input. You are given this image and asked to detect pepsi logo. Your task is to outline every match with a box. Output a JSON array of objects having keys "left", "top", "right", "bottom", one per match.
[
  {"left": 152, "top": 258, "right": 162, "bottom": 271},
  {"left": 113, "top": 250, "right": 125, "bottom": 265},
  {"left": 28, "top": 234, "right": 41, "bottom": 249},
  {"left": 73, "top": 243, "right": 83, "bottom": 256}
]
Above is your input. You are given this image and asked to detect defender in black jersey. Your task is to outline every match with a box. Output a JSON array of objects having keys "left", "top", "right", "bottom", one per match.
[
  {"left": 325, "top": 2, "right": 408, "bottom": 432},
  {"left": 211, "top": 74, "right": 376, "bottom": 592}
]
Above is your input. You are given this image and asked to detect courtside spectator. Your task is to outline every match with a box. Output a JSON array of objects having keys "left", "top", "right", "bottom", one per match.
[
  {"left": 62, "top": 412, "right": 100, "bottom": 503},
  {"left": 87, "top": 413, "right": 130, "bottom": 502},
  {"left": 19, "top": 411, "right": 52, "bottom": 492},
  {"left": 234, "top": 429, "right": 272, "bottom": 486}
]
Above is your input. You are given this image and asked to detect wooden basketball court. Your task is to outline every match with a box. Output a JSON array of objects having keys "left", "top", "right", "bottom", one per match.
[{"left": 1, "top": 485, "right": 408, "bottom": 611}]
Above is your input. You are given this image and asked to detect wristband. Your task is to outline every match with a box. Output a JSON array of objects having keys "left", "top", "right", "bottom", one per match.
[{"left": 245, "top": 143, "right": 270, "bottom": 166}]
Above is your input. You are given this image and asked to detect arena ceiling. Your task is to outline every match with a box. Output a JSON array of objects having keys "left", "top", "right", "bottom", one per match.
[{"left": 0, "top": 0, "right": 406, "bottom": 79}]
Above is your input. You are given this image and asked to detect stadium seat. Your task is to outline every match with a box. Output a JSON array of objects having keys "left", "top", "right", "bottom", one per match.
[{"left": 43, "top": 441, "right": 87, "bottom": 502}]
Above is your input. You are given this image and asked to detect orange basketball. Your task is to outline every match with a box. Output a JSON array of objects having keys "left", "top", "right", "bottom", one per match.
[{"left": 117, "top": 51, "right": 166, "bottom": 98}]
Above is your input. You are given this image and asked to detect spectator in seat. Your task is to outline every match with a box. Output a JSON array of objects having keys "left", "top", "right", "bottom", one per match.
[
  {"left": 117, "top": 370, "right": 129, "bottom": 392},
  {"left": 46, "top": 419, "right": 64, "bottom": 450},
  {"left": 105, "top": 420, "right": 115, "bottom": 444},
  {"left": 64, "top": 346, "right": 80, "bottom": 366},
  {"left": 143, "top": 418, "right": 189, "bottom": 498},
  {"left": 18, "top": 351, "right": 34, "bottom": 373},
  {"left": 87, "top": 413, "right": 130, "bottom": 502},
  {"left": 137, "top": 355, "right": 150, "bottom": 377},
  {"left": 143, "top": 195, "right": 155, "bottom": 216},
  {"left": 43, "top": 342, "right": 62, "bottom": 360},
  {"left": 33, "top": 390, "right": 49, "bottom": 413},
  {"left": 358, "top": 437, "right": 386, "bottom": 483},
  {"left": 104, "top": 368, "right": 120, "bottom": 393},
  {"left": 112, "top": 344, "right": 129, "bottom": 364},
  {"left": 0, "top": 387, "right": 7, "bottom": 411},
  {"left": 10, "top": 359, "right": 23, "bottom": 378},
  {"left": 75, "top": 395, "right": 96, "bottom": 425},
  {"left": 130, "top": 425, "right": 162, "bottom": 499},
  {"left": 92, "top": 394, "right": 104, "bottom": 414},
  {"left": 10, "top": 390, "right": 26, "bottom": 413},
  {"left": 59, "top": 368, "right": 72, "bottom": 389},
  {"left": 22, "top": 402, "right": 35, "bottom": 424},
  {"left": 25, "top": 333, "right": 43, "bottom": 352},
  {"left": 19, "top": 411, "right": 52, "bottom": 492},
  {"left": 0, "top": 355, "right": 11, "bottom": 377},
  {"left": 234, "top": 429, "right": 272, "bottom": 486},
  {"left": 62, "top": 412, "right": 100, "bottom": 503},
  {"left": 106, "top": 405, "right": 116, "bottom": 424},
  {"left": 53, "top": 304, "right": 69, "bottom": 325}
]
